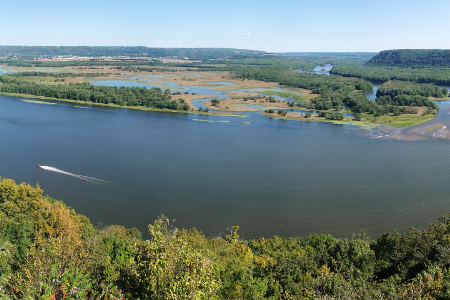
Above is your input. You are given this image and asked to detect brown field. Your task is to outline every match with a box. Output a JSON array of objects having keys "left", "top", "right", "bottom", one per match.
[
  {"left": 173, "top": 93, "right": 217, "bottom": 110},
  {"left": 203, "top": 97, "right": 293, "bottom": 112},
  {"left": 13, "top": 66, "right": 282, "bottom": 89},
  {"left": 12, "top": 66, "right": 303, "bottom": 112}
]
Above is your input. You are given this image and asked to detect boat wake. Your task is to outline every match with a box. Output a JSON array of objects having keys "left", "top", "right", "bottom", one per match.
[
  {"left": 37, "top": 165, "right": 208, "bottom": 218},
  {"left": 38, "top": 166, "right": 108, "bottom": 185}
]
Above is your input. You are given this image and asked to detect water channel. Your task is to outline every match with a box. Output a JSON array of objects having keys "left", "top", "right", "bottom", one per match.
[
  {"left": 2, "top": 90, "right": 450, "bottom": 240},
  {"left": 2, "top": 69, "right": 450, "bottom": 239}
]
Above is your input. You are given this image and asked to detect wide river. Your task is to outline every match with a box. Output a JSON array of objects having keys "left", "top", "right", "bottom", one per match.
[{"left": 2, "top": 92, "right": 450, "bottom": 239}]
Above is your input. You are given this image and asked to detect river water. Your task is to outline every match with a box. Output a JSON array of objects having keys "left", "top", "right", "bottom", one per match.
[{"left": 2, "top": 93, "right": 450, "bottom": 240}]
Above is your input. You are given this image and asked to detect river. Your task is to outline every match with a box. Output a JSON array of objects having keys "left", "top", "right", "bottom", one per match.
[{"left": 2, "top": 92, "right": 450, "bottom": 240}]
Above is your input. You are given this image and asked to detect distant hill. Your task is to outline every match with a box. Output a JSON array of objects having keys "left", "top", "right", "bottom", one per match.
[
  {"left": 282, "top": 52, "right": 376, "bottom": 60},
  {"left": 366, "top": 49, "right": 450, "bottom": 68},
  {"left": 0, "top": 46, "right": 267, "bottom": 60}
]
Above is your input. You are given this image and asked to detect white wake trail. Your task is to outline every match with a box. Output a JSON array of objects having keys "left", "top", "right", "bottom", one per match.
[
  {"left": 39, "top": 166, "right": 108, "bottom": 184},
  {"left": 38, "top": 165, "right": 209, "bottom": 218}
]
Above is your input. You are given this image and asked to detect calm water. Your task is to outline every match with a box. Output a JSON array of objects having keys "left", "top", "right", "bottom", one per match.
[
  {"left": 297, "top": 64, "right": 333, "bottom": 75},
  {"left": 2, "top": 94, "right": 450, "bottom": 239}
]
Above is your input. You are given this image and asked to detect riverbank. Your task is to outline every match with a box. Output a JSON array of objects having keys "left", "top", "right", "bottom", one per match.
[
  {"left": 0, "top": 67, "right": 442, "bottom": 129},
  {"left": 0, "top": 92, "right": 244, "bottom": 117},
  {"left": 203, "top": 97, "right": 295, "bottom": 112},
  {"left": 261, "top": 108, "right": 437, "bottom": 128},
  {"left": 261, "top": 110, "right": 356, "bottom": 125}
]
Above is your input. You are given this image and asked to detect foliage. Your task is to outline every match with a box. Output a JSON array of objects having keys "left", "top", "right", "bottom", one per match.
[
  {"left": 129, "top": 216, "right": 220, "bottom": 299},
  {"left": 331, "top": 61, "right": 450, "bottom": 85},
  {"left": 366, "top": 49, "right": 450, "bottom": 68},
  {"left": 211, "top": 98, "right": 219, "bottom": 106},
  {"left": 375, "top": 81, "right": 440, "bottom": 110},
  {"left": 5, "top": 162, "right": 450, "bottom": 298},
  {"left": 1, "top": 56, "right": 442, "bottom": 121},
  {"left": 0, "top": 75, "right": 191, "bottom": 111}
]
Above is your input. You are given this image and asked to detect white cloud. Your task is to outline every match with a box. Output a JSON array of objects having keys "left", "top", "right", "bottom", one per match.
[{"left": 243, "top": 33, "right": 252, "bottom": 36}]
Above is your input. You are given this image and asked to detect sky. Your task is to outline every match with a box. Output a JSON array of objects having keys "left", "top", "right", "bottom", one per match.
[{"left": 2, "top": 0, "right": 450, "bottom": 53}]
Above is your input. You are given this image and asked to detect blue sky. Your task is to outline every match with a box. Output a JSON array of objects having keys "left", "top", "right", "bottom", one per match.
[{"left": 2, "top": 0, "right": 450, "bottom": 52}]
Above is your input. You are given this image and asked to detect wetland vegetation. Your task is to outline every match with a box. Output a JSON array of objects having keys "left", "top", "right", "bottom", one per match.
[{"left": 0, "top": 50, "right": 446, "bottom": 127}]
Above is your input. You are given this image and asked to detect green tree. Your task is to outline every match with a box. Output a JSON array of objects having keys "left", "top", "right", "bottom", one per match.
[{"left": 131, "top": 216, "right": 220, "bottom": 300}]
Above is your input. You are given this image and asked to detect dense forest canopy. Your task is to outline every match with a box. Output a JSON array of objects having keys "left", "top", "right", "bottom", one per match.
[
  {"left": 331, "top": 61, "right": 450, "bottom": 85},
  {"left": 0, "top": 74, "right": 190, "bottom": 111},
  {"left": 366, "top": 49, "right": 450, "bottom": 68},
  {"left": 282, "top": 52, "right": 377, "bottom": 60},
  {"left": 2, "top": 178, "right": 450, "bottom": 299},
  {"left": 231, "top": 61, "right": 440, "bottom": 117}
]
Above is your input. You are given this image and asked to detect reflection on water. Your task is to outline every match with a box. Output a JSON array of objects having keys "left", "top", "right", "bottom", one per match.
[
  {"left": 211, "top": 81, "right": 235, "bottom": 86},
  {"left": 297, "top": 64, "right": 333, "bottom": 75},
  {"left": 365, "top": 84, "right": 380, "bottom": 100},
  {"left": 0, "top": 67, "right": 13, "bottom": 75}
]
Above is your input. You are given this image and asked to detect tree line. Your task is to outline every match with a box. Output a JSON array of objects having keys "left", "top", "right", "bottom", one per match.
[
  {"left": 2, "top": 178, "right": 450, "bottom": 299},
  {"left": 366, "top": 49, "right": 450, "bottom": 68},
  {"left": 0, "top": 75, "right": 190, "bottom": 111},
  {"left": 233, "top": 64, "right": 403, "bottom": 117},
  {"left": 0, "top": 57, "right": 444, "bottom": 119},
  {"left": 0, "top": 58, "right": 166, "bottom": 68},
  {"left": 375, "top": 81, "right": 441, "bottom": 110},
  {"left": 9, "top": 71, "right": 109, "bottom": 78},
  {"left": 330, "top": 61, "right": 450, "bottom": 85}
]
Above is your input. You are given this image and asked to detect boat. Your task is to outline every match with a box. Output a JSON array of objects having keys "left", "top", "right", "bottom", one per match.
[{"left": 37, "top": 165, "right": 42, "bottom": 168}]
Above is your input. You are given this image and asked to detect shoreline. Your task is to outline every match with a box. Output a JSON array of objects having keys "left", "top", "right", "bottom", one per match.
[
  {"left": 0, "top": 67, "right": 442, "bottom": 129},
  {"left": 0, "top": 91, "right": 438, "bottom": 129},
  {"left": 0, "top": 92, "right": 245, "bottom": 117},
  {"left": 260, "top": 110, "right": 437, "bottom": 129}
]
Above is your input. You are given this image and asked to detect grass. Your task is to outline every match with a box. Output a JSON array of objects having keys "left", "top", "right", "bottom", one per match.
[
  {"left": 260, "top": 110, "right": 437, "bottom": 128},
  {"left": 261, "top": 111, "right": 353, "bottom": 125},
  {"left": 257, "top": 90, "right": 313, "bottom": 104},
  {"left": 424, "top": 125, "right": 444, "bottom": 133},
  {"left": 432, "top": 96, "right": 450, "bottom": 101},
  {"left": 21, "top": 99, "right": 57, "bottom": 105},
  {"left": 360, "top": 113, "right": 436, "bottom": 128}
]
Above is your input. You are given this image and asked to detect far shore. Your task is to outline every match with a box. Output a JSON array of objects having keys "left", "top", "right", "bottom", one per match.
[
  {"left": 0, "top": 66, "right": 441, "bottom": 128},
  {"left": 0, "top": 92, "right": 244, "bottom": 117}
]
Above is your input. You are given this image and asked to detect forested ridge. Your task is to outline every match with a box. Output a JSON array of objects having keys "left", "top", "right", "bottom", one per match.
[
  {"left": 0, "top": 59, "right": 166, "bottom": 68},
  {"left": 330, "top": 61, "right": 450, "bottom": 85},
  {"left": 0, "top": 46, "right": 375, "bottom": 61},
  {"left": 0, "top": 46, "right": 266, "bottom": 60},
  {"left": 366, "top": 49, "right": 450, "bottom": 68},
  {"left": 2, "top": 178, "right": 450, "bottom": 299}
]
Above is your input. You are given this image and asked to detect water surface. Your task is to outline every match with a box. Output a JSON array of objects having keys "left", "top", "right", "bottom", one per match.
[{"left": 2, "top": 95, "right": 450, "bottom": 240}]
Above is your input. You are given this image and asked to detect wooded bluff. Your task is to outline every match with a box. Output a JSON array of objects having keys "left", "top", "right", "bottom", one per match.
[
  {"left": 366, "top": 49, "right": 450, "bottom": 68},
  {"left": 1, "top": 178, "right": 450, "bottom": 299}
]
